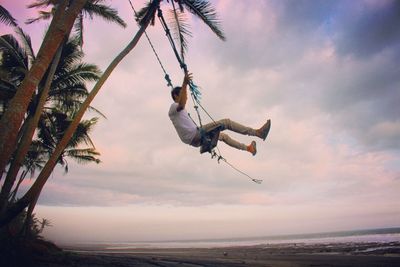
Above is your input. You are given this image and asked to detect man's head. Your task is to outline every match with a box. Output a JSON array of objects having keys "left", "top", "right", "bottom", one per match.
[{"left": 171, "top": 86, "right": 181, "bottom": 102}]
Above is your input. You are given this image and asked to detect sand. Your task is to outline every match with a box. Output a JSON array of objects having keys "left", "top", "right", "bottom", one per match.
[{"left": 4, "top": 241, "right": 400, "bottom": 266}]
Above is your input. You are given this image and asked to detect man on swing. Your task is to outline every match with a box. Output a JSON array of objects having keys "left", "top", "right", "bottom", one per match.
[{"left": 169, "top": 73, "right": 271, "bottom": 156}]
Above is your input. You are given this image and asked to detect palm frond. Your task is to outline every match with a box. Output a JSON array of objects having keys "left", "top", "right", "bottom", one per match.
[
  {"left": 0, "top": 58, "right": 21, "bottom": 100},
  {"left": 64, "top": 148, "right": 101, "bottom": 164},
  {"left": 0, "top": 34, "right": 29, "bottom": 71},
  {"left": 27, "top": 0, "right": 53, "bottom": 9},
  {"left": 57, "top": 157, "right": 68, "bottom": 173},
  {"left": 87, "top": 105, "right": 107, "bottom": 119},
  {"left": 56, "top": 36, "right": 85, "bottom": 70},
  {"left": 74, "top": 13, "right": 84, "bottom": 47},
  {"left": 182, "top": 0, "right": 225, "bottom": 41},
  {"left": 68, "top": 117, "right": 98, "bottom": 148},
  {"left": 24, "top": 140, "right": 47, "bottom": 175},
  {"left": 135, "top": 2, "right": 151, "bottom": 24},
  {"left": 0, "top": 5, "right": 18, "bottom": 26},
  {"left": 26, "top": 10, "right": 53, "bottom": 24},
  {"left": 49, "top": 95, "right": 106, "bottom": 119},
  {"left": 50, "top": 90, "right": 88, "bottom": 115},
  {"left": 83, "top": 2, "right": 127, "bottom": 28},
  {"left": 49, "top": 85, "right": 88, "bottom": 101},
  {"left": 37, "top": 111, "right": 63, "bottom": 151},
  {"left": 52, "top": 63, "right": 101, "bottom": 90},
  {"left": 167, "top": 8, "right": 192, "bottom": 60},
  {"left": 176, "top": 0, "right": 185, "bottom": 12},
  {"left": 136, "top": 0, "right": 159, "bottom": 27},
  {"left": 14, "top": 27, "right": 36, "bottom": 63},
  {"left": 0, "top": 75, "right": 17, "bottom": 100}
]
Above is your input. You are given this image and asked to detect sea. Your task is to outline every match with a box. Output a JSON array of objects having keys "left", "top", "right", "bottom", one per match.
[{"left": 77, "top": 227, "right": 400, "bottom": 250}]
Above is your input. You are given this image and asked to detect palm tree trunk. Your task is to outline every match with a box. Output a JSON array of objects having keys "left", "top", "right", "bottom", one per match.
[
  {"left": 0, "top": 45, "right": 64, "bottom": 215},
  {"left": 0, "top": 0, "right": 88, "bottom": 177},
  {"left": 0, "top": 0, "right": 160, "bottom": 227},
  {"left": 10, "top": 170, "right": 27, "bottom": 203},
  {"left": 20, "top": 46, "right": 64, "bottom": 229}
]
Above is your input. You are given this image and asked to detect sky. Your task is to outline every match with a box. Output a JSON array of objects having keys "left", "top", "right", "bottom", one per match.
[{"left": 1, "top": 0, "right": 400, "bottom": 244}]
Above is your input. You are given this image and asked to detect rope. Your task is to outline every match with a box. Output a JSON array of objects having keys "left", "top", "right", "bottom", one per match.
[
  {"left": 157, "top": 7, "right": 187, "bottom": 72},
  {"left": 211, "top": 147, "right": 263, "bottom": 184},
  {"left": 128, "top": 0, "right": 173, "bottom": 88},
  {"left": 128, "top": 0, "right": 262, "bottom": 185},
  {"left": 189, "top": 92, "right": 202, "bottom": 127},
  {"left": 156, "top": 5, "right": 203, "bottom": 104}
]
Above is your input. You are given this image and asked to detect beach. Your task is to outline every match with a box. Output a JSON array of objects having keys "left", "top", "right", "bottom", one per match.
[{"left": 14, "top": 241, "right": 400, "bottom": 267}]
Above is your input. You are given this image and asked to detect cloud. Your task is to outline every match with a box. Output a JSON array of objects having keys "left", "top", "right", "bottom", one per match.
[
  {"left": 29, "top": 0, "right": 399, "bottom": 205},
  {"left": 333, "top": 0, "right": 400, "bottom": 58}
]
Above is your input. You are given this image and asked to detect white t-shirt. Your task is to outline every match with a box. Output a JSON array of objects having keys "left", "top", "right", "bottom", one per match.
[{"left": 168, "top": 103, "right": 198, "bottom": 145}]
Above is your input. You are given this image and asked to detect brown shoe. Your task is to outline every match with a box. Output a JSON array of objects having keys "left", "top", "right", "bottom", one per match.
[
  {"left": 247, "top": 141, "right": 257, "bottom": 156},
  {"left": 257, "top": 119, "right": 271, "bottom": 141}
]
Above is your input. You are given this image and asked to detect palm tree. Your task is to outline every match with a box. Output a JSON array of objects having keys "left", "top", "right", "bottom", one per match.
[
  {"left": 0, "top": 0, "right": 123, "bottom": 219},
  {"left": 1, "top": 0, "right": 124, "bottom": 187},
  {"left": 0, "top": 0, "right": 225, "bottom": 227},
  {"left": 8, "top": 0, "right": 125, "bottom": 184},
  {"left": 0, "top": 33, "right": 102, "bottom": 219},
  {"left": 0, "top": 0, "right": 88, "bottom": 177}
]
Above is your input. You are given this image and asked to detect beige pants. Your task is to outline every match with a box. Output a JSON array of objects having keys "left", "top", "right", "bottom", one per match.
[{"left": 191, "top": 118, "right": 257, "bottom": 150}]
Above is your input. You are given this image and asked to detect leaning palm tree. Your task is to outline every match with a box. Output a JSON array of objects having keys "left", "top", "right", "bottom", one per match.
[{"left": 0, "top": 0, "right": 225, "bottom": 226}]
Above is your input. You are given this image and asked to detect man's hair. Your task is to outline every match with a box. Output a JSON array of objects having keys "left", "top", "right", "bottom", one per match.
[{"left": 171, "top": 86, "right": 181, "bottom": 100}]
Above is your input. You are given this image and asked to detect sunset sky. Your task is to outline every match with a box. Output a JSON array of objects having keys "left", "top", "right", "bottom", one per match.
[{"left": 2, "top": 0, "right": 400, "bottom": 244}]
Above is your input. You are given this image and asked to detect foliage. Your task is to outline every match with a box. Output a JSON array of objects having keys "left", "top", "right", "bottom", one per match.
[
  {"left": 135, "top": 0, "right": 225, "bottom": 60},
  {"left": 0, "top": 5, "right": 17, "bottom": 27},
  {"left": 0, "top": 32, "right": 102, "bottom": 177},
  {"left": 0, "top": 209, "right": 56, "bottom": 267}
]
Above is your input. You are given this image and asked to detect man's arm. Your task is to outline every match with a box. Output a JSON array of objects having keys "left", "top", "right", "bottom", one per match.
[{"left": 177, "top": 73, "right": 192, "bottom": 111}]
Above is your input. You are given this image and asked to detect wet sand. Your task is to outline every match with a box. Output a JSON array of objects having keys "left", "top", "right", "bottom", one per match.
[{"left": 29, "top": 241, "right": 400, "bottom": 267}]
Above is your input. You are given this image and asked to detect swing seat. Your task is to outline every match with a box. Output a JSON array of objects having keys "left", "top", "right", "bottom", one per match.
[{"left": 200, "top": 125, "right": 223, "bottom": 154}]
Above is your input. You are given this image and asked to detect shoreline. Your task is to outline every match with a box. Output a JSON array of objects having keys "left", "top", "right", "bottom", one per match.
[{"left": 33, "top": 241, "right": 400, "bottom": 267}]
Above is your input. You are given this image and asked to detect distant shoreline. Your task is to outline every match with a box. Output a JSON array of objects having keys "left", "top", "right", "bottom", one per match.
[
  {"left": 50, "top": 241, "right": 400, "bottom": 267},
  {"left": 59, "top": 226, "right": 400, "bottom": 250}
]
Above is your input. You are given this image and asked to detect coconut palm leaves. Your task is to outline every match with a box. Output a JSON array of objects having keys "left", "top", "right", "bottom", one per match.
[
  {"left": 45, "top": 37, "right": 102, "bottom": 115},
  {"left": 0, "top": 34, "right": 30, "bottom": 110},
  {"left": 37, "top": 111, "right": 100, "bottom": 173},
  {"left": 14, "top": 27, "right": 35, "bottom": 63},
  {"left": 27, "top": 0, "right": 127, "bottom": 47},
  {"left": 0, "top": 34, "right": 101, "bottom": 117},
  {"left": 168, "top": 7, "right": 191, "bottom": 61},
  {"left": 136, "top": 0, "right": 225, "bottom": 60},
  {"left": 0, "top": 32, "right": 101, "bottom": 202},
  {"left": 181, "top": 0, "right": 225, "bottom": 40},
  {"left": 0, "top": 5, "right": 17, "bottom": 27}
]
